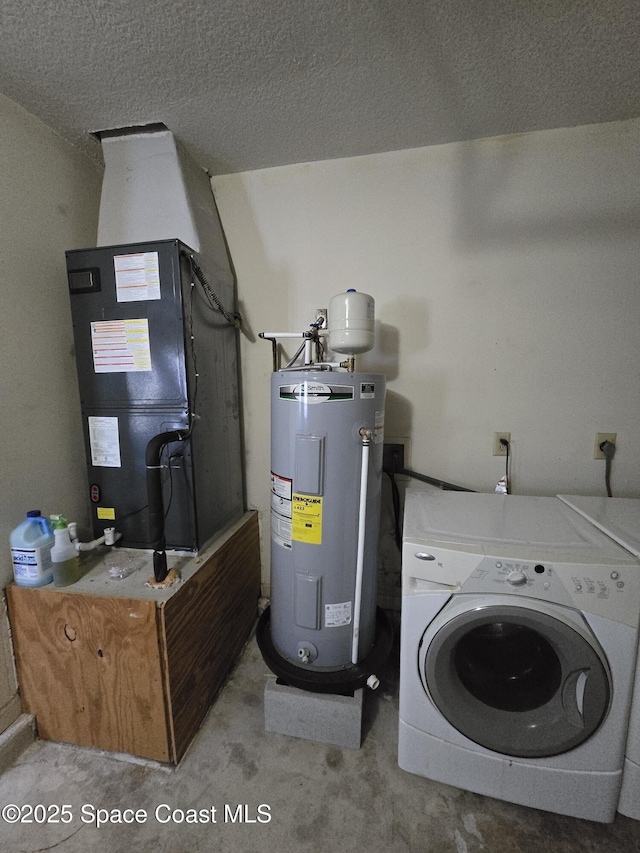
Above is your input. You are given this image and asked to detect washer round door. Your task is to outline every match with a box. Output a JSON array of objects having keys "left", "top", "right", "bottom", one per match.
[{"left": 420, "top": 601, "right": 612, "bottom": 758}]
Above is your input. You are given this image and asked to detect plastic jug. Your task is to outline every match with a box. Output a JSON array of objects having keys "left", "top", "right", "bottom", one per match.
[
  {"left": 10, "top": 511, "right": 54, "bottom": 587},
  {"left": 50, "top": 516, "right": 80, "bottom": 587}
]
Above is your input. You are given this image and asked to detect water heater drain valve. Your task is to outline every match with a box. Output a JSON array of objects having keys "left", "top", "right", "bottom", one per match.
[{"left": 296, "top": 642, "right": 318, "bottom": 664}]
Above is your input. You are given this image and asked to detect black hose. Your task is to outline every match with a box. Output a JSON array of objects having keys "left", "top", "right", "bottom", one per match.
[
  {"left": 146, "top": 430, "right": 190, "bottom": 581},
  {"left": 599, "top": 440, "right": 616, "bottom": 498},
  {"left": 383, "top": 465, "right": 473, "bottom": 553},
  {"left": 383, "top": 469, "right": 402, "bottom": 550},
  {"left": 399, "top": 467, "right": 475, "bottom": 493}
]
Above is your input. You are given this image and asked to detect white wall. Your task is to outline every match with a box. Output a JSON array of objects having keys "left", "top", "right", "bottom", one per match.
[
  {"left": 0, "top": 92, "right": 100, "bottom": 731},
  {"left": 212, "top": 118, "right": 640, "bottom": 587},
  {"left": 0, "top": 93, "right": 102, "bottom": 583}
]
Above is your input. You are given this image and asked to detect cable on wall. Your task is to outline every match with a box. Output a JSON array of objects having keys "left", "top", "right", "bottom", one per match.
[
  {"left": 500, "top": 437, "right": 510, "bottom": 494},
  {"left": 599, "top": 439, "right": 616, "bottom": 497}
]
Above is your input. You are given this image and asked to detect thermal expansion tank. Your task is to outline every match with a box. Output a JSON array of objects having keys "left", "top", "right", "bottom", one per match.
[{"left": 269, "top": 369, "right": 385, "bottom": 671}]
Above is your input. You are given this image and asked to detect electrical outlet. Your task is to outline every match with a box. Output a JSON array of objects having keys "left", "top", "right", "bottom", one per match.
[
  {"left": 382, "top": 437, "right": 411, "bottom": 480},
  {"left": 315, "top": 308, "right": 327, "bottom": 327},
  {"left": 594, "top": 432, "right": 617, "bottom": 459},
  {"left": 493, "top": 432, "right": 511, "bottom": 456},
  {"left": 383, "top": 443, "right": 405, "bottom": 472}
]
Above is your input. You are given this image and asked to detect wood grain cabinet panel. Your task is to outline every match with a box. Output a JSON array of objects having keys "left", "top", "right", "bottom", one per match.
[{"left": 7, "top": 512, "right": 260, "bottom": 764}]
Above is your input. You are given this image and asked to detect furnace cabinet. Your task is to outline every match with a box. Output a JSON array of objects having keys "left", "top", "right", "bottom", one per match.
[{"left": 66, "top": 239, "right": 244, "bottom": 552}]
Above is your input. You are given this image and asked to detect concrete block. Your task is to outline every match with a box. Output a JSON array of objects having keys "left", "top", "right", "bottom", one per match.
[{"left": 264, "top": 678, "right": 363, "bottom": 749}]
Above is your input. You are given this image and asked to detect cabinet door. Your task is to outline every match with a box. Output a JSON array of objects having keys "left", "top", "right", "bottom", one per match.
[
  {"left": 162, "top": 512, "right": 261, "bottom": 761},
  {"left": 7, "top": 587, "right": 171, "bottom": 762}
]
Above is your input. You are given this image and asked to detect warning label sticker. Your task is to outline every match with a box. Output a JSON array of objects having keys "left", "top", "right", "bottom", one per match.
[
  {"left": 325, "top": 601, "right": 352, "bottom": 627},
  {"left": 88, "top": 416, "right": 121, "bottom": 468},
  {"left": 292, "top": 494, "right": 323, "bottom": 545},
  {"left": 360, "top": 382, "right": 375, "bottom": 399},
  {"left": 114, "top": 252, "right": 161, "bottom": 302},
  {"left": 271, "top": 472, "right": 292, "bottom": 549},
  {"left": 271, "top": 511, "right": 292, "bottom": 550},
  {"left": 91, "top": 319, "right": 152, "bottom": 373}
]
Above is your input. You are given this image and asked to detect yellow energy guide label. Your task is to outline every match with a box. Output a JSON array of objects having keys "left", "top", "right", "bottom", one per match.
[{"left": 292, "top": 494, "right": 323, "bottom": 545}]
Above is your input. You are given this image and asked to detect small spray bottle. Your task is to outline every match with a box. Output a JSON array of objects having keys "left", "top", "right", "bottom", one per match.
[{"left": 50, "top": 516, "right": 80, "bottom": 587}]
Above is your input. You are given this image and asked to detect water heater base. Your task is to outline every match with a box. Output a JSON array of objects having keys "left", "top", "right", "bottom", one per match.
[
  {"left": 256, "top": 606, "right": 393, "bottom": 696},
  {"left": 264, "top": 679, "right": 364, "bottom": 749}
]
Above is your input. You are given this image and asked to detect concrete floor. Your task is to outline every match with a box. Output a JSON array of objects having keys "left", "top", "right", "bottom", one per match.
[{"left": 2, "top": 625, "right": 640, "bottom": 853}]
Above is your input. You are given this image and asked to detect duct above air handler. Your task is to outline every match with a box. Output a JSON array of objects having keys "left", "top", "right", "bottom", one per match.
[{"left": 66, "top": 125, "right": 244, "bottom": 580}]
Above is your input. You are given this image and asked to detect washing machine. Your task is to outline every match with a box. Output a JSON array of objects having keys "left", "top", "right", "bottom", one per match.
[
  {"left": 398, "top": 489, "right": 640, "bottom": 823},
  {"left": 558, "top": 495, "right": 640, "bottom": 820}
]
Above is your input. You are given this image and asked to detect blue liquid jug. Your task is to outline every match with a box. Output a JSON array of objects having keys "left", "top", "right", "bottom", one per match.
[{"left": 10, "top": 510, "right": 54, "bottom": 587}]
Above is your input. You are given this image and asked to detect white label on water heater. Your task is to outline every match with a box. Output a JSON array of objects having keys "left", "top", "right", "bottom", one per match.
[
  {"left": 271, "top": 512, "right": 292, "bottom": 550},
  {"left": 271, "top": 472, "right": 292, "bottom": 549},
  {"left": 374, "top": 409, "right": 385, "bottom": 444},
  {"left": 325, "top": 601, "right": 352, "bottom": 628},
  {"left": 114, "top": 252, "right": 161, "bottom": 302},
  {"left": 360, "top": 382, "right": 375, "bottom": 399},
  {"left": 88, "top": 416, "right": 122, "bottom": 468}
]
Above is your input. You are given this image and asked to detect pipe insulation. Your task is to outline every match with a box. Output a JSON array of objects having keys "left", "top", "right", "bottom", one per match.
[
  {"left": 146, "top": 429, "right": 190, "bottom": 580},
  {"left": 352, "top": 432, "right": 372, "bottom": 664}
]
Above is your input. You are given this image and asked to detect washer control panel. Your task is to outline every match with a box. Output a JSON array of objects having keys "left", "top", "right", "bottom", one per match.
[
  {"left": 457, "top": 556, "right": 639, "bottom": 624},
  {"left": 460, "top": 560, "right": 566, "bottom": 598},
  {"left": 506, "top": 570, "right": 527, "bottom": 586}
]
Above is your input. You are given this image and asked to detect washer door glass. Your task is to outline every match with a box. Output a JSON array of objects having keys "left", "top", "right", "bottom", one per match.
[{"left": 422, "top": 604, "right": 611, "bottom": 758}]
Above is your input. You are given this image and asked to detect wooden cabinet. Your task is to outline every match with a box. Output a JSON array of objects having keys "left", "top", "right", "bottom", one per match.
[{"left": 6, "top": 512, "right": 260, "bottom": 764}]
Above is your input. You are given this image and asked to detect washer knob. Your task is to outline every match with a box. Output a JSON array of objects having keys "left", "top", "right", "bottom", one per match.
[{"left": 507, "top": 570, "right": 527, "bottom": 586}]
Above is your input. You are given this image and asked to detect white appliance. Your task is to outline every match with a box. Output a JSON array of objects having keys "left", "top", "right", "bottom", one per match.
[
  {"left": 558, "top": 495, "right": 640, "bottom": 560},
  {"left": 398, "top": 489, "right": 640, "bottom": 822},
  {"left": 558, "top": 495, "right": 640, "bottom": 820}
]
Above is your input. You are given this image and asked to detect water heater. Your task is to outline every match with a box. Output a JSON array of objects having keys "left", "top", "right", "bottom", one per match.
[{"left": 257, "top": 294, "right": 392, "bottom": 694}]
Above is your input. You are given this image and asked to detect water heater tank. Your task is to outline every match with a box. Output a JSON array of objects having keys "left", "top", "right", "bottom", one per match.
[
  {"left": 262, "top": 368, "right": 387, "bottom": 691},
  {"left": 328, "top": 290, "right": 375, "bottom": 355}
]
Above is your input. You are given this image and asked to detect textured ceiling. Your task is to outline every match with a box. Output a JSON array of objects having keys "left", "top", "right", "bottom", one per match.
[{"left": 0, "top": 0, "right": 639, "bottom": 175}]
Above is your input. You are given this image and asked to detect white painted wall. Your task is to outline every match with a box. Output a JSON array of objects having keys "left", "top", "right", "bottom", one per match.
[
  {"left": 0, "top": 93, "right": 101, "bottom": 731},
  {"left": 212, "top": 119, "right": 640, "bottom": 588},
  {"left": 0, "top": 94, "right": 101, "bottom": 580},
  {"left": 0, "top": 92, "right": 100, "bottom": 729}
]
